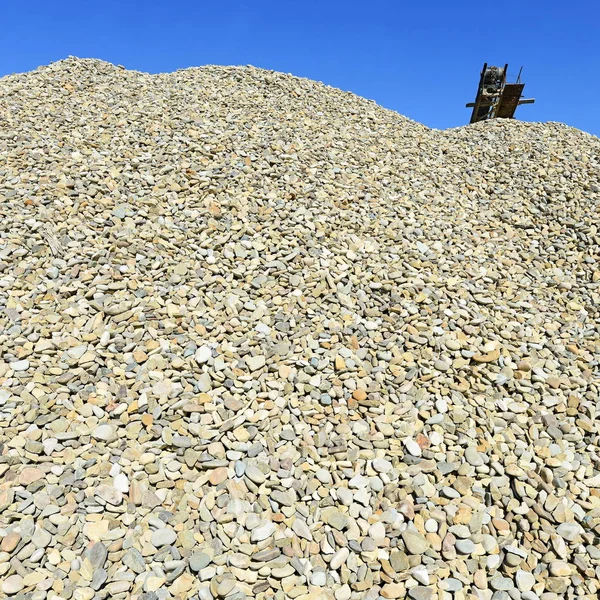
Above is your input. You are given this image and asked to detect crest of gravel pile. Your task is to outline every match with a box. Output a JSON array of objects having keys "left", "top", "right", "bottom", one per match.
[{"left": 1, "top": 57, "right": 600, "bottom": 600}]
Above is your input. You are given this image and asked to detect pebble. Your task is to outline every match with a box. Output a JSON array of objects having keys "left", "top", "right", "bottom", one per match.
[
  {"left": 404, "top": 439, "right": 422, "bottom": 457},
  {"left": 92, "top": 424, "right": 116, "bottom": 442},
  {"left": 455, "top": 539, "right": 475, "bottom": 554},
  {"left": 292, "top": 519, "right": 312, "bottom": 540},
  {"left": 408, "top": 587, "right": 433, "bottom": 600},
  {"left": 113, "top": 473, "right": 129, "bottom": 493},
  {"left": 31, "top": 527, "right": 52, "bottom": 548},
  {"left": 217, "top": 579, "right": 235, "bottom": 597},
  {"left": 556, "top": 522, "right": 583, "bottom": 541},
  {"left": 516, "top": 570, "right": 536, "bottom": 592},
  {"left": 122, "top": 548, "right": 146, "bottom": 574},
  {"left": 189, "top": 552, "right": 212, "bottom": 573},
  {"left": 250, "top": 522, "right": 275, "bottom": 542},
  {"left": 402, "top": 530, "right": 430, "bottom": 554},
  {"left": 1, "top": 575, "right": 24, "bottom": 595},
  {"left": 330, "top": 547, "right": 349, "bottom": 569},
  {"left": 246, "top": 355, "right": 266, "bottom": 371},
  {"left": 549, "top": 561, "right": 571, "bottom": 576},
  {"left": 0, "top": 57, "right": 599, "bottom": 600},
  {"left": 245, "top": 464, "right": 266, "bottom": 484},
  {"left": 465, "top": 446, "right": 484, "bottom": 466},
  {"left": 85, "top": 542, "right": 108, "bottom": 570},
  {"left": 151, "top": 528, "right": 177, "bottom": 548},
  {"left": 381, "top": 583, "right": 405, "bottom": 599},
  {"left": 10, "top": 360, "right": 29, "bottom": 372},
  {"left": 372, "top": 458, "right": 392, "bottom": 473},
  {"left": 412, "top": 565, "right": 430, "bottom": 585}
]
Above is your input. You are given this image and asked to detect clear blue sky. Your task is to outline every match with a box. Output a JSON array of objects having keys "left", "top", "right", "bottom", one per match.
[{"left": 2, "top": 0, "right": 599, "bottom": 136}]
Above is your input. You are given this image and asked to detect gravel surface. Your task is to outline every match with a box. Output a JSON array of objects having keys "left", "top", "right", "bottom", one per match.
[{"left": 1, "top": 57, "right": 599, "bottom": 600}]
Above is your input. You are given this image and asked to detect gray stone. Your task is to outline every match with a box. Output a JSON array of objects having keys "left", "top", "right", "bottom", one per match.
[
  {"left": 408, "top": 586, "right": 433, "bottom": 600},
  {"left": 190, "top": 552, "right": 213, "bottom": 572},
  {"left": 11, "top": 360, "right": 29, "bottom": 372},
  {"left": 31, "top": 527, "right": 52, "bottom": 548},
  {"left": 402, "top": 530, "right": 430, "bottom": 554},
  {"left": 465, "top": 446, "right": 484, "bottom": 466},
  {"left": 556, "top": 522, "right": 583, "bottom": 541},
  {"left": 311, "top": 570, "right": 326, "bottom": 586},
  {"left": 515, "top": 570, "right": 536, "bottom": 592},
  {"left": 455, "top": 539, "right": 475, "bottom": 554},
  {"left": 91, "top": 568, "right": 108, "bottom": 590},
  {"left": 85, "top": 542, "right": 108, "bottom": 570},
  {"left": 245, "top": 464, "right": 266, "bottom": 484},
  {"left": 250, "top": 521, "right": 275, "bottom": 542},
  {"left": 92, "top": 424, "right": 117, "bottom": 442},
  {"left": 123, "top": 547, "right": 146, "bottom": 574},
  {"left": 151, "top": 528, "right": 177, "bottom": 547}
]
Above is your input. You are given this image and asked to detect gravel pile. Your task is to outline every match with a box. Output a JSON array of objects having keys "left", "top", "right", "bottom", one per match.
[{"left": 1, "top": 57, "right": 599, "bottom": 600}]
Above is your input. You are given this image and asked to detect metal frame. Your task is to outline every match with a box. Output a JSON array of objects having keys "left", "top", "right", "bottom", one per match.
[{"left": 466, "top": 63, "right": 534, "bottom": 124}]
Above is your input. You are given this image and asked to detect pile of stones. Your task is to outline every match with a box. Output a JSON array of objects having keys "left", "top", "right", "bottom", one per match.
[{"left": 0, "top": 57, "right": 599, "bottom": 600}]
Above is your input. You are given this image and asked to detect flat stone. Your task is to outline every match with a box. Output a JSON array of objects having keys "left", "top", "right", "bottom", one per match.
[
  {"left": 245, "top": 464, "right": 266, "bottom": 484},
  {"left": 369, "top": 522, "right": 386, "bottom": 543},
  {"left": 490, "top": 575, "right": 514, "bottom": 591},
  {"left": 11, "top": 360, "right": 29, "bottom": 372},
  {"left": 209, "top": 467, "right": 229, "bottom": 485},
  {"left": 442, "top": 578, "right": 463, "bottom": 592},
  {"left": 465, "top": 446, "right": 484, "bottom": 466},
  {"left": 404, "top": 440, "right": 422, "bottom": 457},
  {"left": 32, "top": 527, "right": 52, "bottom": 548},
  {"left": 556, "top": 522, "right": 583, "bottom": 541},
  {"left": 1, "top": 575, "right": 24, "bottom": 595},
  {"left": 195, "top": 345, "right": 212, "bottom": 364},
  {"left": 330, "top": 547, "right": 349, "bottom": 569},
  {"left": 322, "top": 508, "right": 349, "bottom": 531},
  {"left": 292, "top": 518, "right": 312, "bottom": 540},
  {"left": 1, "top": 532, "right": 21, "bottom": 552},
  {"left": 19, "top": 467, "right": 44, "bottom": 485},
  {"left": 92, "top": 424, "right": 117, "bottom": 442},
  {"left": 85, "top": 542, "right": 108, "bottom": 570},
  {"left": 381, "top": 583, "right": 405, "bottom": 599},
  {"left": 95, "top": 485, "right": 123, "bottom": 506},
  {"left": 549, "top": 561, "right": 571, "bottom": 576},
  {"left": 91, "top": 568, "right": 108, "bottom": 590},
  {"left": 401, "top": 530, "right": 430, "bottom": 554},
  {"left": 113, "top": 473, "right": 129, "bottom": 493},
  {"left": 515, "top": 570, "right": 536, "bottom": 592},
  {"left": 217, "top": 579, "right": 236, "bottom": 597},
  {"left": 123, "top": 548, "right": 146, "bottom": 574},
  {"left": 250, "top": 521, "right": 276, "bottom": 542},
  {"left": 246, "top": 355, "right": 266, "bottom": 371},
  {"left": 372, "top": 458, "right": 392, "bottom": 473},
  {"left": 190, "top": 552, "right": 213, "bottom": 572},
  {"left": 151, "top": 528, "right": 177, "bottom": 547},
  {"left": 455, "top": 539, "right": 475, "bottom": 554},
  {"left": 407, "top": 586, "right": 433, "bottom": 600}
]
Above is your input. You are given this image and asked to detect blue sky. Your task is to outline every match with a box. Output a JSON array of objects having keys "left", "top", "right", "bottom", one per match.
[{"left": 1, "top": 0, "right": 599, "bottom": 136}]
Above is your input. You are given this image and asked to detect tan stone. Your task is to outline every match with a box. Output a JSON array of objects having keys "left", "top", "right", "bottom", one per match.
[{"left": 381, "top": 583, "right": 405, "bottom": 599}]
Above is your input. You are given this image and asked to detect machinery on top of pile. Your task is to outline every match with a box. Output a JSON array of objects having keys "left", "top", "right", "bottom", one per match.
[{"left": 466, "top": 63, "right": 535, "bottom": 124}]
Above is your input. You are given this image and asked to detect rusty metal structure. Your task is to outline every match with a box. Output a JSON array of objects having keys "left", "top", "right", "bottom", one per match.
[{"left": 466, "top": 63, "right": 535, "bottom": 124}]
